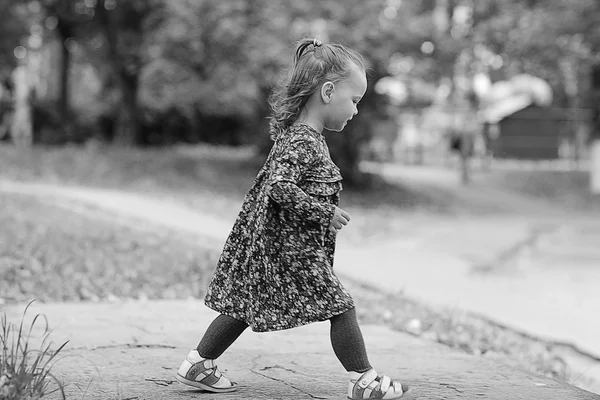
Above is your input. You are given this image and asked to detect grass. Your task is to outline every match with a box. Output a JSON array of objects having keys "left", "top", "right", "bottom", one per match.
[
  {"left": 0, "top": 144, "right": 258, "bottom": 219},
  {"left": 0, "top": 301, "right": 67, "bottom": 400},
  {"left": 0, "top": 193, "right": 218, "bottom": 304},
  {"left": 0, "top": 143, "right": 449, "bottom": 216}
]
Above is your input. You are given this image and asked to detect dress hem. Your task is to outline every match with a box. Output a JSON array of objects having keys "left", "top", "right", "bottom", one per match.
[{"left": 204, "top": 300, "right": 355, "bottom": 333}]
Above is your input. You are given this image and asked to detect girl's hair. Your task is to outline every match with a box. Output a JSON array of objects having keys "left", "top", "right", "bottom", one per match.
[{"left": 268, "top": 38, "right": 365, "bottom": 140}]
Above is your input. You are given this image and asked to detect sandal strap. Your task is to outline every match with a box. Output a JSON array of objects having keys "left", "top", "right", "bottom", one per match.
[
  {"left": 185, "top": 359, "right": 223, "bottom": 384},
  {"left": 197, "top": 367, "right": 222, "bottom": 386},
  {"left": 379, "top": 375, "right": 391, "bottom": 392},
  {"left": 355, "top": 369, "right": 378, "bottom": 389},
  {"left": 351, "top": 370, "right": 406, "bottom": 399}
]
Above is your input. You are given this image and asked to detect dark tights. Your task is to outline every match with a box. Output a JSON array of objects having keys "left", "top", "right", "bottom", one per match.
[
  {"left": 196, "top": 314, "right": 248, "bottom": 359},
  {"left": 196, "top": 308, "right": 371, "bottom": 373}
]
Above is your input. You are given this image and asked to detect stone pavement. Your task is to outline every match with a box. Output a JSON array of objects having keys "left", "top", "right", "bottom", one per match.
[{"left": 4, "top": 300, "right": 600, "bottom": 400}]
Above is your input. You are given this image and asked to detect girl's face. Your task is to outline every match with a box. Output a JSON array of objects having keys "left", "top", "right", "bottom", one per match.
[{"left": 323, "top": 64, "right": 367, "bottom": 132}]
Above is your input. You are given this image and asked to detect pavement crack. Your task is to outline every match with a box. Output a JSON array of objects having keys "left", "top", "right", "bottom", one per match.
[
  {"left": 471, "top": 223, "right": 558, "bottom": 273},
  {"left": 439, "top": 382, "right": 464, "bottom": 393},
  {"left": 145, "top": 378, "right": 175, "bottom": 386},
  {"left": 260, "top": 364, "right": 297, "bottom": 374},
  {"left": 69, "top": 343, "right": 177, "bottom": 351},
  {"left": 250, "top": 356, "right": 326, "bottom": 399},
  {"left": 250, "top": 369, "right": 327, "bottom": 399}
]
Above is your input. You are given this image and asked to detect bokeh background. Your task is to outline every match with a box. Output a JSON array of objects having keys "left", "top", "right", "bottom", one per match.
[{"left": 1, "top": 0, "right": 600, "bottom": 396}]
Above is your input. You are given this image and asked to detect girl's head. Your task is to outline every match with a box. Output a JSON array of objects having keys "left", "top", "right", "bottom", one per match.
[{"left": 268, "top": 38, "right": 367, "bottom": 139}]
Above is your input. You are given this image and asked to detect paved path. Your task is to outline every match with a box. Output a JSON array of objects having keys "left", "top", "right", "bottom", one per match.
[{"left": 4, "top": 300, "right": 599, "bottom": 400}]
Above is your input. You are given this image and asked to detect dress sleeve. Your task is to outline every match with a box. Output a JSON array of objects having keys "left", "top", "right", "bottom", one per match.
[{"left": 267, "top": 139, "right": 335, "bottom": 227}]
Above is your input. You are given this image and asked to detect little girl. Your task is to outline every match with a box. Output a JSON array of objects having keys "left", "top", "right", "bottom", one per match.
[{"left": 176, "top": 38, "right": 412, "bottom": 400}]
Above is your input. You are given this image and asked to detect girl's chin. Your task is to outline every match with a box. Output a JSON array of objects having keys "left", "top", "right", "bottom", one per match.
[{"left": 327, "top": 122, "right": 347, "bottom": 132}]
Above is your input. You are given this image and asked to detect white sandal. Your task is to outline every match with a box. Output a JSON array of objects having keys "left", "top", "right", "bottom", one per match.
[
  {"left": 176, "top": 350, "right": 237, "bottom": 393},
  {"left": 348, "top": 369, "right": 412, "bottom": 399}
]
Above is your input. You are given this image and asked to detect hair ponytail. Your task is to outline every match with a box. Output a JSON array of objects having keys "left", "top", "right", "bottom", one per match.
[
  {"left": 294, "top": 38, "right": 322, "bottom": 63},
  {"left": 268, "top": 38, "right": 364, "bottom": 141}
]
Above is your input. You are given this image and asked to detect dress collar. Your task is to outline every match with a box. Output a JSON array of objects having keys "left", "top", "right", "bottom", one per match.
[{"left": 293, "top": 122, "right": 323, "bottom": 139}]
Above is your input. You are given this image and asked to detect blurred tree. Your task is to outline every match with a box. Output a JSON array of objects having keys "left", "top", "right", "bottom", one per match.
[
  {"left": 250, "top": 0, "right": 447, "bottom": 184},
  {"left": 472, "top": 0, "right": 600, "bottom": 108},
  {"left": 34, "top": 0, "right": 165, "bottom": 144},
  {"left": 40, "top": 0, "right": 86, "bottom": 136},
  {"left": 0, "top": 1, "right": 42, "bottom": 147},
  {"left": 592, "top": 63, "right": 600, "bottom": 140},
  {"left": 140, "top": 0, "right": 266, "bottom": 145},
  {"left": 136, "top": 0, "right": 468, "bottom": 184},
  {"left": 471, "top": 0, "right": 600, "bottom": 172},
  {"left": 0, "top": 1, "right": 30, "bottom": 76},
  {"left": 8, "top": 0, "right": 600, "bottom": 182},
  {"left": 93, "top": 0, "right": 165, "bottom": 145}
]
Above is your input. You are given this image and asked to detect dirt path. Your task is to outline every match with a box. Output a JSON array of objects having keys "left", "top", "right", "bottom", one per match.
[{"left": 361, "top": 161, "right": 570, "bottom": 215}]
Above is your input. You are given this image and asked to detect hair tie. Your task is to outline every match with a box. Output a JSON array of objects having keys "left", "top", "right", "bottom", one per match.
[{"left": 313, "top": 39, "right": 322, "bottom": 47}]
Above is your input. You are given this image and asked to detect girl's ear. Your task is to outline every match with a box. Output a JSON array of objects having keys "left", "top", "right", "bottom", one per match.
[{"left": 320, "top": 81, "right": 335, "bottom": 103}]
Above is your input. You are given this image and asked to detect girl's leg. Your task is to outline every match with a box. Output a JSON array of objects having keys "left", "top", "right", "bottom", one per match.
[
  {"left": 197, "top": 314, "right": 249, "bottom": 359},
  {"left": 176, "top": 314, "right": 248, "bottom": 392},
  {"left": 329, "top": 308, "right": 372, "bottom": 373},
  {"left": 330, "top": 308, "right": 411, "bottom": 399}
]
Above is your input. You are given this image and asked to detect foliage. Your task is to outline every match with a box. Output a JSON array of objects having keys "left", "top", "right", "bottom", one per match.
[
  {"left": 0, "top": 301, "right": 67, "bottom": 400},
  {"left": 0, "top": 1, "right": 31, "bottom": 77},
  {"left": 1, "top": 0, "right": 600, "bottom": 179},
  {"left": 472, "top": 0, "right": 600, "bottom": 107}
]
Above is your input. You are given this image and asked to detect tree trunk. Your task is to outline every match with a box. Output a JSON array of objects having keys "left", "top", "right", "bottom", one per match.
[
  {"left": 10, "top": 65, "right": 33, "bottom": 148},
  {"left": 113, "top": 74, "right": 139, "bottom": 146},
  {"left": 56, "top": 18, "right": 73, "bottom": 136},
  {"left": 591, "top": 140, "right": 600, "bottom": 194},
  {"left": 590, "top": 64, "right": 600, "bottom": 193},
  {"left": 96, "top": 0, "right": 140, "bottom": 145},
  {"left": 59, "top": 35, "right": 69, "bottom": 127},
  {"left": 459, "top": 133, "right": 471, "bottom": 185}
]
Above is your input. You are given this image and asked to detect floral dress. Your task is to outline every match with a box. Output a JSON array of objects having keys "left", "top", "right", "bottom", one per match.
[{"left": 204, "top": 123, "right": 355, "bottom": 332}]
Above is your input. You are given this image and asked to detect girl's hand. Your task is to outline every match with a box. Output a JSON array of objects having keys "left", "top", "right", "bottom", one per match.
[{"left": 329, "top": 206, "right": 351, "bottom": 234}]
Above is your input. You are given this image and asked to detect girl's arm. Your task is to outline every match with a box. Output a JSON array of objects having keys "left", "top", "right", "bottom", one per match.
[
  {"left": 269, "top": 181, "right": 335, "bottom": 226},
  {"left": 267, "top": 139, "right": 335, "bottom": 227}
]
